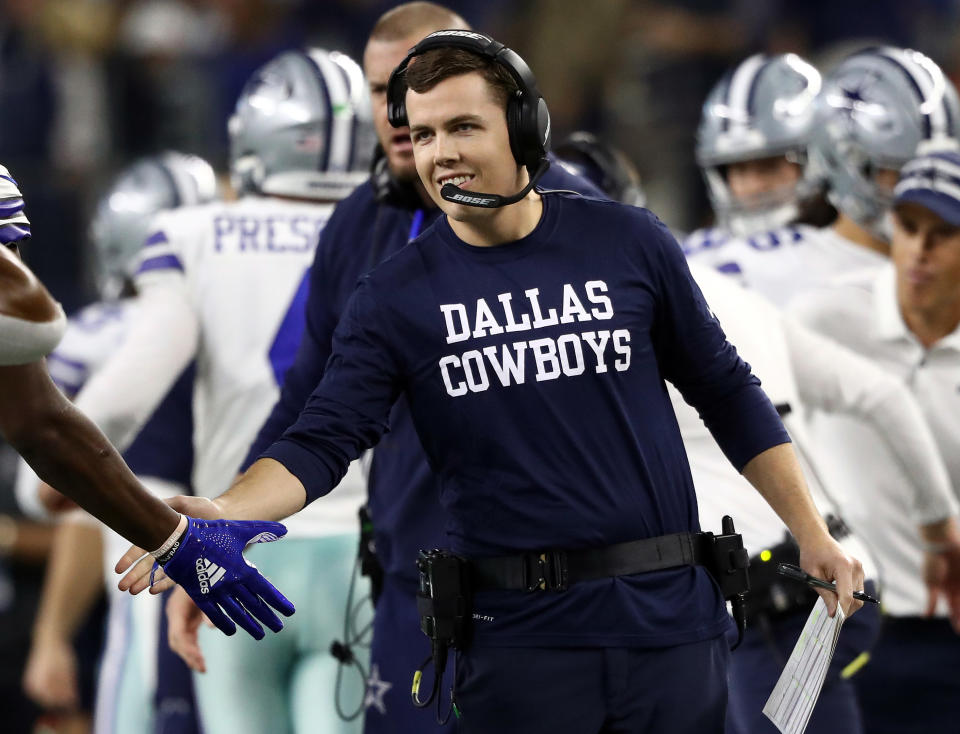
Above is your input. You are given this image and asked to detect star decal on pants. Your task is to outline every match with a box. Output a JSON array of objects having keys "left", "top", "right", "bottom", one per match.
[{"left": 364, "top": 663, "right": 393, "bottom": 715}]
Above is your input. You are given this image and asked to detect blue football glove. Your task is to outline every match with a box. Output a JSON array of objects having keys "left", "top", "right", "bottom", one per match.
[{"left": 158, "top": 517, "right": 296, "bottom": 640}]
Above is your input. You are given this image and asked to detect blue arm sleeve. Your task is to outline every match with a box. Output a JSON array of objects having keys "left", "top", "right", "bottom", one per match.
[
  {"left": 261, "top": 279, "right": 404, "bottom": 502},
  {"left": 646, "top": 216, "right": 790, "bottom": 471}
]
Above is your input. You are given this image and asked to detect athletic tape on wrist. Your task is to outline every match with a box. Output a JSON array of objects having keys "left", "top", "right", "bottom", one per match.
[
  {"left": 151, "top": 514, "right": 188, "bottom": 565},
  {"left": 0, "top": 307, "right": 66, "bottom": 365}
]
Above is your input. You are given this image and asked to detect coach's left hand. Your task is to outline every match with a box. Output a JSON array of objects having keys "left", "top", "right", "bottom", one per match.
[{"left": 799, "top": 536, "right": 865, "bottom": 618}]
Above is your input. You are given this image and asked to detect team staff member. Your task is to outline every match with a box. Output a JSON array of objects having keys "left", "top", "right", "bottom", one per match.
[
  {"left": 241, "top": 9, "right": 605, "bottom": 732},
  {"left": 0, "top": 165, "right": 294, "bottom": 642},
  {"left": 141, "top": 33, "right": 865, "bottom": 734},
  {"left": 791, "top": 150, "right": 960, "bottom": 734},
  {"left": 141, "top": 6, "right": 605, "bottom": 734}
]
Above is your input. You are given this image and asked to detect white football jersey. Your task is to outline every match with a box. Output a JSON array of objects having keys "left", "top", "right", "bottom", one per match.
[
  {"left": 134, "top": 196, "right": 364, "bottom": 538},
  {"left": 685, "top": 224, "right": 886, "bottom": 308},
  {"left": 791, "top": 265, "right": 960, "bottom": 616}
]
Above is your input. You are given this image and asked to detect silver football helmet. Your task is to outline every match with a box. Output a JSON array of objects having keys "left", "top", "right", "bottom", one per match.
[
  {"left": 809, "top": 46, "right": 960, "bottom": 238},
  {"left": 697, "top": 53, "right": 822, "bottom": 236},
  {"left": 90, "top": 152, "right": 218, "bottom": 300},
  {"left": 229, "top": 48, "right": 375, "bottom": 201}
]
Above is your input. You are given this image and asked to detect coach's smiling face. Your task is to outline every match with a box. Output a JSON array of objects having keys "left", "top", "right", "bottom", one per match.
[{"left": 406, "top": 71, "right": 527, "bottom": 225}]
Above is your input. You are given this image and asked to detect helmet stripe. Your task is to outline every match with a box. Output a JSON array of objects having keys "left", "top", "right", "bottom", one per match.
[
  {"left": 871, "top": 48, "right": 951, "bottom": 141},
  {"left": 727, "top": 54, "right": 768, "bottom": 133},
  {"left": 312, "top": 51, "right": 353, "bottom": 172},
  {"left": 718, "top": 69, "right": 734, "bottom": 132},
  {"left": 301, "top": 51, "right": 336, "bottom": 173},
  {"left": 746, "top": 56, "right": 776, "bottom": 122},
  {"left": 329, "top": 52, "right": 361, "bottom": 172},
  {"left": 153, "top": 160, "right": 182, "bottom": 208}
]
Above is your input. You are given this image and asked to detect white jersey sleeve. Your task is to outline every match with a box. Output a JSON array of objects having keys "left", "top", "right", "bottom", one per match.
[
  {"left": 72, "top": 222, "right": 199, "bottom": 452},
  {"left": 46, "top": 301, "right": 133, "bottom": 397}
]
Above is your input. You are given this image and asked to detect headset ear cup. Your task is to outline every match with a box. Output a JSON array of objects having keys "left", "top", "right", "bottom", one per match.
[
  {"left": 515, "top": 92, "right": 550, "bottom": 172},
  {"left": 537, "top": 97, "right": 552, "bottom": 156},
  {"left": 386, "top": 65, "right": 409, "bottom": 128}
]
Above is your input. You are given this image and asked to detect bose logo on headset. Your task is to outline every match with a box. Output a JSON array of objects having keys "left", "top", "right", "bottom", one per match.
[
  {"left": 448, "top": 193, "right": 498, "bottom": 205},
  {"left": 427, "top": 30, "right": 493, "bottom": 43}
]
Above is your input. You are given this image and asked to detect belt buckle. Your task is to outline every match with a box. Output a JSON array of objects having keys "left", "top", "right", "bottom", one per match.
[{"left": 524, "top": 550, "right": 568, "bottom": 592}]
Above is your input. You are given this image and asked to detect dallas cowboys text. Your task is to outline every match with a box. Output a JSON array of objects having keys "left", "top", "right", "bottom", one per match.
[{"left": 438, "top": 280, "right": 630, "bottom": 397}]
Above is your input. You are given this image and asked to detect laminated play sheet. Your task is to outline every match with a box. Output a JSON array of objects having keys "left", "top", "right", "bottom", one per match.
[{"left": 762, "top": 597, "right": 845, "bottom": 734}]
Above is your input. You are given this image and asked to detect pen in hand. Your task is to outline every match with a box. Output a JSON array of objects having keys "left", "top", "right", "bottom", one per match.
[{"left": 777, "top": 563, "right": 879, "bottom": 604}]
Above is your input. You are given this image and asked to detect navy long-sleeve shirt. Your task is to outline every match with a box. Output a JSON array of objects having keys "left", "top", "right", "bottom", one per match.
[
  {"left": 263, "top": 192, "right": 789, "bottom": 647},
  {"left": 243, "top": 162, "right": 605, "bottom": 584}
]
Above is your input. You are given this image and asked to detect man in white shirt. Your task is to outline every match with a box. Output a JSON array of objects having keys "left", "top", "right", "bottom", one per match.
[
  {"left": 791, "top": 150, "right": 960, "bottom": 734},
  {"left": 688, "top": 46, "right": 960, "bottom": 310},
  {"left": 678, "top": 264, "right": 960, "bottom": 733}
]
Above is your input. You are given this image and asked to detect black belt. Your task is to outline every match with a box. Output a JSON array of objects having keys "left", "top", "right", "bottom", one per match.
[{"left": 471, "top": 532, "right": 710, "bottom": 592}]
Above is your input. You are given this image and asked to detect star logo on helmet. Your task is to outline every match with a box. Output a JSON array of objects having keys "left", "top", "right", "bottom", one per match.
[{"left": 827, "top": 71, "right": 894, "bottom": 134}]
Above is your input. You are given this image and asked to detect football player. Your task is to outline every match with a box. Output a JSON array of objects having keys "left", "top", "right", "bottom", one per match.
[
  {"left": 684, "top": 53, "right": 821, "bottom": 260},
  {"left": 0, "top": 166, "right": 294, "bottom": 644},
  {"left": 23, "top": 152, "right": 216, "bottom": 734},
  {"left": 66, "top": 49, "right": 374, "bottom": 734}
]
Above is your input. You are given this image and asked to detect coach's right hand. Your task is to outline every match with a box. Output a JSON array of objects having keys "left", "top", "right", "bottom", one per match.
[
  {"left": 160, "top": 515, "right": 295, "bottom": 638},
  {"left": 167, "top": 585, "right": 212, "bottom": 672},
  {"left": 116, "top": 495, "right": 220, "bottom": 594},
  {"left": 114, "top": 495, "right": 295, "bottom": 639}
]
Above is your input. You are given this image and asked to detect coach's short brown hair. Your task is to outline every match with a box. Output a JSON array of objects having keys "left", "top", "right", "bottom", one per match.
[{"left": 403, "top": 47, "right": 519, "bottom": 109}]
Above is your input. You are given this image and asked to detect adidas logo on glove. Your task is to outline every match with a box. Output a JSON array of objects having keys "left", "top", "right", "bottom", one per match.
[{"left": 196, "top": 557, "right": 226, "bottom": 594}]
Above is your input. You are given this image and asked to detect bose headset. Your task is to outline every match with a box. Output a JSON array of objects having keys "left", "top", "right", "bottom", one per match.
[{"left": 386, "top": 30, "right": 552, "bottom": 209}]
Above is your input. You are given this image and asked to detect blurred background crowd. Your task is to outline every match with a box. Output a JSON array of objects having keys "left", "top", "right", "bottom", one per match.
[
  {"left": 4, "top": 0, "right": 960, "bottom": 731},
  {"left": 5, "top": 0, "right": 960, "bottom": 312}
]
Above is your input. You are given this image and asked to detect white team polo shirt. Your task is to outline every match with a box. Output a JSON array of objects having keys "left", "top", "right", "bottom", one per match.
[{"left": 791, "top": 265, "right": 960, "bottom": 616}]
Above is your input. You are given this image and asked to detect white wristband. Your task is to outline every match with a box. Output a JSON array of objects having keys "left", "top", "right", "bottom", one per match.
[{"left": 150, "top": 513, "right": 188, "bottom": 561}]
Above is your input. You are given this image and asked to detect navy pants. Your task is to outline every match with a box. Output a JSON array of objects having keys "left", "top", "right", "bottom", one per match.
[
  {"left": 854, "top": 617, "right": 960, "bottom": 734},
  {"left": 453, "top": 635, "right": 729, "bottom": 734},
  {"left": 364, "top": 574, "right": 456, "bottom": 734},
  {"left": 726, "top": 585, "right": 881, "bottom": 734}
]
